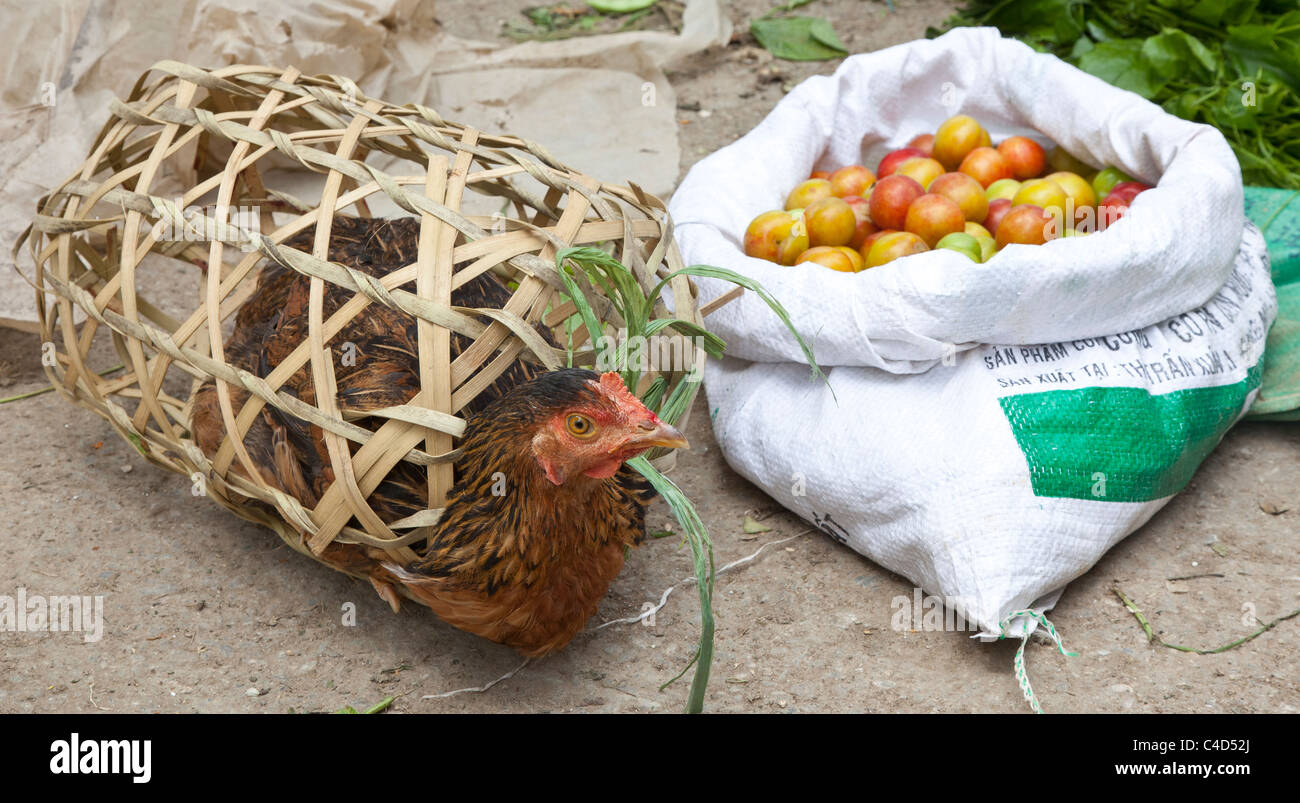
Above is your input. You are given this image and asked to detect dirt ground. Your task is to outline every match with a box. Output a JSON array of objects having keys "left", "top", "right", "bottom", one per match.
[{"left": 2, "top": 0, "right": 1297, "bottom": 714}]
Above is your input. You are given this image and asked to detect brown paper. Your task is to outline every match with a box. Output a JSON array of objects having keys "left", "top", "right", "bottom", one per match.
[{"left": 1, "top": 0, "right": 729, "bottom": 330}]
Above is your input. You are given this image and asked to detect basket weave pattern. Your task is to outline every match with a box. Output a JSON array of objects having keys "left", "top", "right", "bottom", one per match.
[{"left": 22, "top": 61, "right": 702, "bottom": 580}]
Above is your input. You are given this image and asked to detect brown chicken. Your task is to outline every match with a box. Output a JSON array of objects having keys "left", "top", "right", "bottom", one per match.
[{"left": 192, "top": 216, "right": 688, "bottom": 656}]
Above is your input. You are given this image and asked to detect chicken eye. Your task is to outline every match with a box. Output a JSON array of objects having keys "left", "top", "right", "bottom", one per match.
[{"left": 565, "top": 414, "right": 596, "bottom": 438}]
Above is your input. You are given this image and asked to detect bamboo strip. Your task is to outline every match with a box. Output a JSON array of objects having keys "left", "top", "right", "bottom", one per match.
[{"left": 21, "top": 60, "right": 704, "bottom": 599}]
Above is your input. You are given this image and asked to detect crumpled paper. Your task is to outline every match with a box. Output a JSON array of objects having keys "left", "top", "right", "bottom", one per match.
[{"left": 1, "top": 0, "right": 730, "bottom": 330}]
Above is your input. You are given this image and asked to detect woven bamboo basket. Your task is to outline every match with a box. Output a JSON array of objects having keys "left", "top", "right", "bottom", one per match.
[{"left": 20, "top": 62, "right": 710, "bottom": 590}]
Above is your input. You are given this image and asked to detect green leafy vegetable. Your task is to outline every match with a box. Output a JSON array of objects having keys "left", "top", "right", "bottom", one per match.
[
  {"left": 505, "top": 3, "right": 658, "bottom": 42},
  {"left": 932, "top": 1, "right": 1300, "bottom": 188},
  {"left": 752, "top": 16, "right": 848, "bottom": 61},
  {"left": 1076, "top": 39, "right": 1164, "bottom": 96}
]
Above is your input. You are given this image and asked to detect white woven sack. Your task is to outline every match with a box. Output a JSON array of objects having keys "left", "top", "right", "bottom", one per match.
[
  {"left": 670, "top": 27, "right": 1247, "bottom": 373},
  {"left": 669, "top": 29, "right": 1275, "bottom": 646},
  {"left": 703, "top": 228, "right": 1272, "bottom": 640}
]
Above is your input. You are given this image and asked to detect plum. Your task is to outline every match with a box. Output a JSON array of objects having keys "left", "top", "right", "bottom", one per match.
[
  {"left": 829, "top": 165, "right": 876, "bottom": 198},
  {"left": 984, "top": 198, "right": 1013, "bottom": 236},
  {"left": 743, "top": 210, "right": 795, "bottom": 262},
  {"left": 929, "top": 172, "right": 988, "bottom": 224},
  {"left": 876, "top": 147, "right": 928, "bottom": 178},
  {"left": 798, "top": 245, "right": 858, "bottom": 272},
  {"left": 959, "top": 147, "right": 1013, "bottom": 188},
  {"left": 985, "top": 178, "right": 1021, "bottom": 202},
  {"left": 904, "top": 193, "right": 966, "bottom": 248},
  {"left": 858, "top": 228, "right": 897, "bottom": 260},
  {"left": 774, "top": 215, "right": 810, "bottom": 265},
  {"left": 1106, "top": 181, "right": 1151, "bottom": 204},
  {"left": 865, "top": 231, "right": 928, "bottom": 267},
  {"left": 1012, "top": 178, "right": 1068, "bottom": 226},
  {"left": 842, "top": 195, "right": 879, "bottom": 249},
  {"left": 996, "top": 204, "right": 1059, "bottom": 248},
  {"left": 996, "top": 137, "right": 1047, "bottom": 180},
  {"left": 894, "top": 157, "right": 945, "bottom": 190},
  {"left": 804, "top": 197, "right": 857, "bottom": 247},
  {"left": 785, "top": 179, "right": 833, "bottom": 210},
  {"left": 1044, "top": 171, "right": 1096, "bottom": 227},
  {"left": 868, "top": 175, "right": 925, "bottom": 231},
  {"left": 936, "top": 232, "right": 982, "bottom": 262},
  {"left": 835, "top": 246, "right": 865, "bottom": 272},
  {"left": 1091, "top": 167, "right": 1135, "bottom": 199},
  {"left": 933, "top": 115, "right": 989, "bottom": 171}
]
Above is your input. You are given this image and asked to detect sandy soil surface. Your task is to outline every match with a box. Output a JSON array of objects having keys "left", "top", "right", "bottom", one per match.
[{"left": 1, "top": 0, "right": 1296, "bottom": 714}]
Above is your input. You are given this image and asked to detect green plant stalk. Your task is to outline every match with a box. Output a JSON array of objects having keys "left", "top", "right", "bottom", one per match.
[
  {"left": 640, "top": 374, "right": 669, "bottom": 412},
  {"left": 554, "top": 247, "right": 824, "bottom": 712},
  {"left": 0, "top": 364, "right": 125, "bottom": 405},
  {"left": 628, "top": 454, "right": 715, "bottom": 713},
  {"left": 1113, "top": 588, "right": 1300, "bottom": 655},
  {"left": 647, "top": 265, "right": 826, "bottom": 383},
  {"left": 657, "top": 375, "right": 700, "bottom": 424},
  {"left": 333, "top": 696, "right": 395, "bottom": 714}
]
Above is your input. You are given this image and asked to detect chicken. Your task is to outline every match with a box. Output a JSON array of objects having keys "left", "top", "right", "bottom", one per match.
[
  {"left": 381, "top": 369, "right": 686, "bottom": 655},
  {"left": 191, "top": 216, "right": 688, "bottom": 656}
]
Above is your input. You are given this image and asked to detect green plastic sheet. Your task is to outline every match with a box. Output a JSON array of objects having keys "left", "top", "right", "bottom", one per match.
[{"left": 1244, "top": 186, "right": 1300, "bottom": 421}]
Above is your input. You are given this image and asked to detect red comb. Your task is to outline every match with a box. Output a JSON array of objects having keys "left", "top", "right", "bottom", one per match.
[{"left": 598, "top": 372, "right": 656, "bottom": 418}]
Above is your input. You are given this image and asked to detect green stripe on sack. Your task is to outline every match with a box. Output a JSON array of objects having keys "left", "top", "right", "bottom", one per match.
[{"left": 999, "top": 364, "right": 1262, "bottom": 503}]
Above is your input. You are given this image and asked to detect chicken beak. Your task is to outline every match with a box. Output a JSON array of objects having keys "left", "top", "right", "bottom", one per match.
[{"left": 629, "top": 419, "right": 689, "bottom": 451}]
